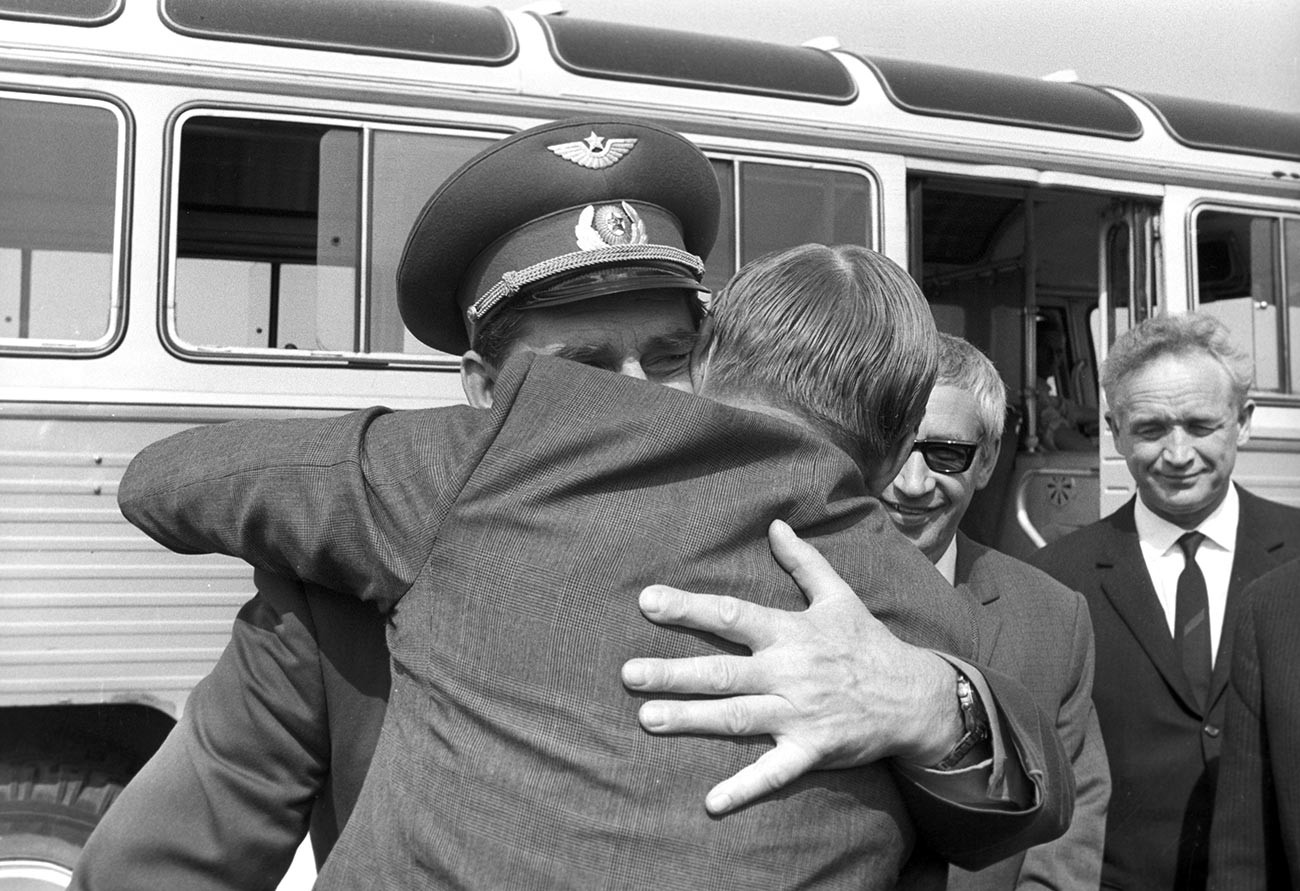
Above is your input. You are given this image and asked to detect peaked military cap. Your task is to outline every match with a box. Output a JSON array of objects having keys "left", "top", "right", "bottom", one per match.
[{"left": 397, "top": 117, "right": 720, "bottom": 354}]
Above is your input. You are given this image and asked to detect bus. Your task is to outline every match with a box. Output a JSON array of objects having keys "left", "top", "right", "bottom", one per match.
[{"left": 2, "top": 0, "right": 1298, "bottom": 883}]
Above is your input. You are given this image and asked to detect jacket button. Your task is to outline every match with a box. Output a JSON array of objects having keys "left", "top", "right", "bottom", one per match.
[{"left": 1204, "top": 725, "right": 1221, "bottom": 738}]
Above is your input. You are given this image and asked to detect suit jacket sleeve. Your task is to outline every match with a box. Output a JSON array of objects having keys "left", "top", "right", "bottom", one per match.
[
  {"left": 118, "top": 405, "right": 480, "bottom": 612},
  {"left": 1018, "top": 594, "right": 1109, "bottom": 889},
  {"left": 895, "top": 661, "right": 1075, "bottom": 869},
  {"left": 69, "top": 573, "right": 332, "bottom": 891}
]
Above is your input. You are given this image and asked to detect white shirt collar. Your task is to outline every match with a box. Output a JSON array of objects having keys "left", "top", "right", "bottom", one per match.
[
  {"left": 1134, "top": 484, "right": 1239, "bottom": 557},
  {"left": 935, "top": 536, "right": 958, "bottom": 586}
]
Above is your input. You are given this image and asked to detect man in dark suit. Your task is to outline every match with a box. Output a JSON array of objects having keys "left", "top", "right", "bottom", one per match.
[
  {"left": 877, "top": 333, "right": 1108, "bottom": 890},
  {"left": 72, "top": 119, "right": 1071, "bottom": 889},
  {"left": 1208, "top": 559, "right": 1300, "bottom": 889},
  {"left": 1030, "top": 312, "right": 1300, "bottom": 890}
]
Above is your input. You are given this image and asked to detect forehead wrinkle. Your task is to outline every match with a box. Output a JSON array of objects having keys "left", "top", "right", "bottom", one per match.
[{"left": 646, "top": 329, "right": 700, "bottom": 351}]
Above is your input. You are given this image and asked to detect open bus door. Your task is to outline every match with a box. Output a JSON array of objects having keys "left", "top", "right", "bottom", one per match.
[
  {"left": 912, "top": 176, "right": 1157, "bottom": 558},
  {"left": 1007, "top": 198, "right": 1160, "bottom": 552}
]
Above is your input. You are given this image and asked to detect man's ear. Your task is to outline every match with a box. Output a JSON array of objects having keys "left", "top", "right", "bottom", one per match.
[
  {"left": 1237, "top": 398, "right": 1256, "bottom": 446},
  {"left": 689, "top": 315, "right": 715, "bottom": 393},
  {"left": 1104, "top": 410, "right": 1121, "bottom": 440},
  {"left": 868, "top": 430, "right": 917, "bottom": 495},
  {"left": 972, "top": 437, "right": 1002, "bottom": 490},
  {"left": 461, "top": 350, "right": 499, "bottom": 409}
]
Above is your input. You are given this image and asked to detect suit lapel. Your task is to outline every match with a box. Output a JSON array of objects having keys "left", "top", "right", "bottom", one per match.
[
  {"left": 1096, "top": 502, "right": 1205, "bottom": 715},
  {"left": 953, "top": 534, "right": 1003, "bottom": 664}
]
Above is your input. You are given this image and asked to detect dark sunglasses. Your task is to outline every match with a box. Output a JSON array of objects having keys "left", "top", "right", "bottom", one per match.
[{"left": 911, "top": 439, "right": 980, "bottom": 474}]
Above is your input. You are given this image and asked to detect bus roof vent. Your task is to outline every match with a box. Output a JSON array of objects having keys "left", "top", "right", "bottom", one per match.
[
  {"left": 855, "top": 55, "right": 1142, "bottom": 140},
  {"left": 532, "top": 14, "right": 857, "bottom": 104},
  {"left": 0, "top": 0, "right": 121, "bottom": 26},
  {"left": 1129, "top": 91, "right": 1300, "bottom": 162},
  {"left": 161, "top": 0, "right": 518, "bottom": 66}
]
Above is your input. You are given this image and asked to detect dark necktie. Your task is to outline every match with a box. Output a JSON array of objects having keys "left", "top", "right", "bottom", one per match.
[{"left": 1175, "top": 531, "right": 1212, "bottom": 711}]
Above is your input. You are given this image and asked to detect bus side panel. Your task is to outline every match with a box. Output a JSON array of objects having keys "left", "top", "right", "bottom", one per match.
[
  {"left": 0, "top": 406, "right": 256, "bottom": 718},
  {"left": 1232, "top": 443, "right": 1300, "bottom": 509}
]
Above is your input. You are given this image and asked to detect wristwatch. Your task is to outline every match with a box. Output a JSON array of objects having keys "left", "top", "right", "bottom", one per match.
[{"left": 934, "top": 670, "right": 991, "bottom": 770}]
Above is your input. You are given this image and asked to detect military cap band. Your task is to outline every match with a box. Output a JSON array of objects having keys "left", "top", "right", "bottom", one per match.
[{"left": 465, "top": 244, "right": 706, "bottom": 343}]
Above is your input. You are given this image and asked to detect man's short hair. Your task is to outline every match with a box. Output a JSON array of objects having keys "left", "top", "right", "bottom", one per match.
[
  {"left": 471, "top": 307, "right": 528, "bottom": 368},
  {"left": 936, "top": 333, "right": 1007, "bottom": 450},
  {"left": 1101, "top": 311, "right": 1254, "bottom": 416},
  {"left": 702, "top": 244, "right": 938, "bottom": 472}
]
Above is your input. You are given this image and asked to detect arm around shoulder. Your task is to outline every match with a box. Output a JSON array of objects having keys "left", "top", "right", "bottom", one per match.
[{"left": 118, "top": 408, "right": 440, "bottom": 609}]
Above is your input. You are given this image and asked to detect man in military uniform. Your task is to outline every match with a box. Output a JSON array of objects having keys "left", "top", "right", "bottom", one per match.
[{"left": 73, "top": 118, "right": 1069, "bottom": 890}]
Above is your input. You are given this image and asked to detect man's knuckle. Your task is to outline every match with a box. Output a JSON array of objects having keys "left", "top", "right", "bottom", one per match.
[
  {"left": 721, "top": 699, "right": 753, "bottom": 735},
  {"left": 707, "top": 658, "right": 739, "bottom": 694},
  {"left": 713, "top": 595, "right": 745, "bottom": 629}
]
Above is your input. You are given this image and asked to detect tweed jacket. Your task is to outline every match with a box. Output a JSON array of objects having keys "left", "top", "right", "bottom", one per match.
[
  {"left": 1030, "top": 490, "right": 1300, "bottom": 890},
  {"left": 946, "top": 534, "right": 1108, "bottom": 891},
  {"left": 1208, "top": 559, "right": 1300, "bottom": 890},
  {"left": 118, "top": 354, "right": 1068, "bottom": 890}
]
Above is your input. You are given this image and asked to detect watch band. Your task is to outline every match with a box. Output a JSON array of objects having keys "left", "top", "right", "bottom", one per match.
[{"left": 934, "top": 670, "right": 991, "bottom": 770}]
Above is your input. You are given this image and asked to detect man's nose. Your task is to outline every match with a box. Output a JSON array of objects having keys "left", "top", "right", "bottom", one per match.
[
  {"left": 618, "top": 357, "right": 649, "bottom": 381},
  {"left": 1161, "top": 428, "right": 1195, "bottom": 465},
  {"left": 893, "top": 452, "right": 935, "bottom": 496}
]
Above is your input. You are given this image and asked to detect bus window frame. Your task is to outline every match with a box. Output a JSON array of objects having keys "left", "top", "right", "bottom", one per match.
[
  {"left": 0, "top": 89, "right": 131, "bottom": 359},
  {"left": 705, "top": 149, "right": 882, "bottom": 276},
  {"left": 161, "top": 106, "right": 507, "bottom": 369}
]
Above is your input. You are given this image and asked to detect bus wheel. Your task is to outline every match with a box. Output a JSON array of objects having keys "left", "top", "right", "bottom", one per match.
[{"left": 0, "top": 754, "right": 129, "bottom": 890}]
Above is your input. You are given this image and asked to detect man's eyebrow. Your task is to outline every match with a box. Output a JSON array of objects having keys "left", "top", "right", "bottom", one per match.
[
  {"left": 645, "top": 330, "right": 700, "bottom": 352},
  {"left": 550, "top": 343, "right": 617, "bottom": 365}
]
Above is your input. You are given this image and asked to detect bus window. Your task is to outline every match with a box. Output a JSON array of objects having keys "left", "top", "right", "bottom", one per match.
[
  {"left": 369, "top": 130, "right": 497, "bottom": 355},
  {"left": 1194, "top": 207, "right": 1300, "bottom": 395},
  {"left": 1289, "top": 219, "right": 1300, "bottom": 392},
  {"left": 0, "top": 95, "right": 121, "bottom": 351},
  {"left": 703, "top": 159, "right": 735, "bottom": 298},
  {"left": 172, "top": 115, "right": 489, "bottom": 360},
  {"left": 738, "top": 162, "right": 871, "bottom": 264},
  {"left": 174, "top": 117, "right": 361, "bottom": 353},
  {"left": 702, "top": 158, "right": 874, "bottom": 298}
]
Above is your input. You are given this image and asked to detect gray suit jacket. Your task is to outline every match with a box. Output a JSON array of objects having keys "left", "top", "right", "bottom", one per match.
[
  {"left": 948, "top": 534, "right": 1109, "bottom": 891},
  {"left": 119, "top": 354, "right": 1072, "bottom": 889}
]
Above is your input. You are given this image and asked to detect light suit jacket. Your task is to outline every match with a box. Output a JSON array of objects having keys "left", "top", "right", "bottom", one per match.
[{"left": 947, "top": 534, "right": 1108, "bottom": 891}]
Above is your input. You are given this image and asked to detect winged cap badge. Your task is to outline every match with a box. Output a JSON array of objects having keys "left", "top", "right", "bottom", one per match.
[{"left": 547, "top": 131, "right": 638, "bottom": 170}]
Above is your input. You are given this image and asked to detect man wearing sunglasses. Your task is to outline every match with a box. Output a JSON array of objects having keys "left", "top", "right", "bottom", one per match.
[{"left": 878, "top": 333, "right": 1110, "bottom": 890}]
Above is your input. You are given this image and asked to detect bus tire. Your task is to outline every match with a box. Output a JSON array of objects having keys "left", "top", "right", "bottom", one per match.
[{"left": 0, "top": 753, "right": 129, "bottom": 888}]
